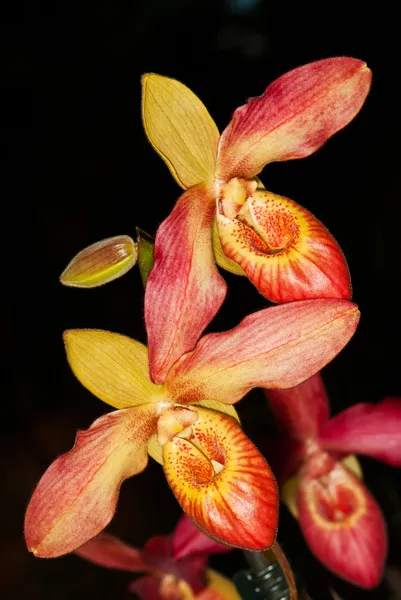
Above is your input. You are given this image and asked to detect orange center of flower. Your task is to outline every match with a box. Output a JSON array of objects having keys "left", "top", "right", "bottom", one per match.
[{"left": 217, "top": 178, "right": 298, "bottom": 255}]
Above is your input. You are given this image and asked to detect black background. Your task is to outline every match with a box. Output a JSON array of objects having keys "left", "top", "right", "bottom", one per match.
[{"left": 2, "top": 0, "right": 401, "bottom": 598}]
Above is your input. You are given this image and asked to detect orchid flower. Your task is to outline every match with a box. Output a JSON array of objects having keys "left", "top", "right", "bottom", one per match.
[
  {"left": 142, "top": 58, "right": 371, "bottom": 382},
  {"left": 25, "top": 298, "right": 359, "bottom": 558},
  {"left": 75, "top": 514, "right": 238, "bottom": 600},
  {"left": 265, "top": 374, "right": 401, "bottom": 588}
]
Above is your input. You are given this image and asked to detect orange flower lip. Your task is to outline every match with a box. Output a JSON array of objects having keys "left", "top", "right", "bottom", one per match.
[{"left": 162, "top": 407, "right": 278, "bottom": 551}]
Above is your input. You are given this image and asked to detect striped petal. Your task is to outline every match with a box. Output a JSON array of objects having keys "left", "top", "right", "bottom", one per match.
[
  {"left": 64, "top": 329, "right": 161, "bottom": 409},
  {"left": 142, "top": 74, "right": 219, "bottom": 189},
  {"left": 25, "top": 405, "right": 158, "bottom": 557},
  {"left": 318, "top": 397, "right": 401, "bottom": 466},
  {"left": 217, "top": 189, "right": 351, "bottom": 303},
  {"left": 297, "top": 452, "right": 387, "bottom": 588},
  {"left": 145, "top": 184, "right": 227, "bottom": 384},
  {"left": 163, "top": 407, "right": 278, "bottom": 551},
  {"left": 216, "top": 58, "right": 371, "bottom": 180},
  {"left": 164, "top": 300, "right": 359, "bottom": 405}
]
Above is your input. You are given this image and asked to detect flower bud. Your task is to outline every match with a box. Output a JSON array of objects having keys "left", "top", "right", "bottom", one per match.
[{"left": 60, "top": 235, "right": 137, "bottom": 288}]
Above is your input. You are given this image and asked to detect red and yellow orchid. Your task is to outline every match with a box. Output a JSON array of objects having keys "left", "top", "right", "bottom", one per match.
[
  {"left": 25, "top": 298, "right": 359, "bottom": 558},
  {"left": 265, "top": 374, "right": 401, "bottom": 588},
  {"left": 142, "top": 58, "right": 371, "bottom": 382},
  {"left": 75, "top": 514, "right": 238, "bottom": 600}
]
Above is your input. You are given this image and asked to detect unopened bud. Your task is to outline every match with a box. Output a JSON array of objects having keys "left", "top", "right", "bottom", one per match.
[{"left": 60, "top": 235, "right": 137, "bottom": 288}]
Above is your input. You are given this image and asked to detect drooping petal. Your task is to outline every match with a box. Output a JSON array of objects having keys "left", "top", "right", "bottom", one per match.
[
  {"left": 217, "top": 190, "right": 351, "bottom": 303},
  {"left": 163, "top": 407, "right": 278, "bottom": 551},
  {"left": 145, "top": 184, "right": 227, "bottom": 384},
  {"left": 216, "top": 58, "right": 371, "bottom": 180},
  {"left": 25, "top": 405, "right": 158, "bottom": 557},
  {"left": 297, "top": 452, "right": 387, "bottom": 588},
  {"left": 147, "top": 402, "right": 239, "bottom": 466},
  {"left": 164, "top": 299, "right": 359, "bottom": 405},
  {"left": 318, "top": 398, "right": 401, "bottom": 466},
  {"left": 64, "top": 329, "right": 161, "bottom": 409},
  {"left": 60, "top": 235, "right": 138, "bottom": 288},
  {"left": 265, "top": 374, "right": 330, "bottom": 441},
  {"left": 196, "top": 570, "right": 242, "bottom": 600},
  {"left": 142, "top": 74, "right": 219, "bottom": 189},
  {"left": 75, "top": 533, "right": 147, "bottom": 572},
  {"left": 172, "top": 515, "right": 231, "bottom": 561}
]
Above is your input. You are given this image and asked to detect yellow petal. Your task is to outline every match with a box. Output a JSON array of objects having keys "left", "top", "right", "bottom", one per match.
[
  {"left": 196, "top": 399, "right": 240, "bottom": 422},
  {"left": 281, "top": 454, "right": 363, "bottom": 519},
  {"left": 142, "top": 74, "right": 219, "bottom": 189},
  {"left": 64, "top": 329, "right": 162, "bottom": 409},
  {"left": 212, "top": 219, "right": 245, "bottom": 276},
  {"left": 195, "top": 570, "right": 242, "bottom": 600},
  {"left": 60, "top": 235, "right": 137, "bottom": 288}
]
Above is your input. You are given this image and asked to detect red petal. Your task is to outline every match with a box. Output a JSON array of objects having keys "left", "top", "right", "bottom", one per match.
[
  {"left": 265, "top": 374, "right": 330, "bottom": 441},
  {"left": 75, "top": 533, "right": 147, "bottom": 572},
  {"left": 318, "top": 397, "right": 401, "bottom": 466},
  {"left": 172, "top": 515, "right": 231, "bottom": 561},
  {"left": 297, "top": 452, "right": 387, "bottom": 588},
  {"left": 24, "top": 405, "right": 158, "bottom": 557},
  {"left": 145, "top": 183, "right": 227, "bottom": 384},
  {"left": 217, "top": 190, "right": 351, "bottom": 302},
  {"left": 163, "top": 407, "right": 278, "bottom": 551},
  {"left": 165, "top": 300, "right": 359, "bottom": 405},
  {"left": 216, "top": 57, "right": 371, "bottom": 180}
]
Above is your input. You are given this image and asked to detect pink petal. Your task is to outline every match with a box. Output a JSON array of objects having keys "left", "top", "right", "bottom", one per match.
[
  {"left": 318, "top": 397, "right": 401, "bottom": 466},
  {"left": 75, "top": 533, "right": 147, "bottom": 572},
  {"left": 145, "top": 183, "right": 227, "bottom": 384},
  {"left": 172, "top": 515, "right": 232, "bottom": 561},
  {"left": 25, "top": 405, "right": 158, "bottom": 557},
  {"left": 297, "top": 452, "right": 387, "bottom": 588},
  {"left": 216, "top": 57, "right": 371, "bottom": 181},
  {"left": 165, "top": 299, "right": 359, "bottom": 405},
  {"left": 265, "top": 373, "right": 330, "bottom": 441}
]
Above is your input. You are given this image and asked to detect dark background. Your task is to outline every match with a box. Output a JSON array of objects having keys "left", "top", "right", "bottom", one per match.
[{"left": 2, "top": 0, "right": 401, "bottom": 598}]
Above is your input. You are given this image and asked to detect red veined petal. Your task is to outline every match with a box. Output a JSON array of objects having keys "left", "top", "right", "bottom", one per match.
[
  {"left": 318, "top": 397, "right": 401, "bottom": 466},
  {"left": 24, "top": 405, "right": 158, "bottom": 557},
  {"left": 75, "top": 533, "right": 146, "bottom": 572},
  {"left": 164, "top": 300, "right": 359, "bottom": 405},
  {"left": 172, "top": 515, "right": 232, "bottom": 561},
  {"left": 145, "top": 183, "right": 226, "bottom": 384},
  {"left": 163, "top": 407, "right": 278, "bottom": 551},
  {"left": 297, "top": 452, "right": 387, "bottom": 588},
  {"left": 217, "top": 190, "right": 351, "bottom": 303},
  {"left": 216, "top": 57, "right": 371, "bottom": 180},
  {"left": 265, "top": 373, "right": 330, "bottom": 441}
]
